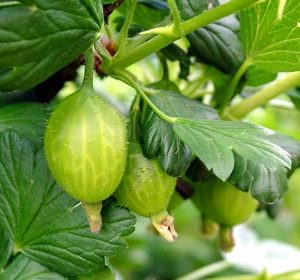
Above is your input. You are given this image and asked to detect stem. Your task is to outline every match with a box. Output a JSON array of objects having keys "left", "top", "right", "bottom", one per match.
[
  {"left": 208, "top": 270, "right": 300, "bottom": 280},
  {"left": 219, "top": 60, "right": 252, "bottom": 115},
  {"left": 111, "top": 69, "right": 177, "bottom": 123},
  {"left": 178, "top": 264, "right": 300, "bottom": 280},
  {"left": 110, "top": 0, "right": 259, "bottom": 70},
  {"left": 184, "top": 76, "right": 207, "bottom": 98},
  {"left": 115, "top": 0, "right": 137, "bottom": 57},
  {"left": 167, "top": 0, "right": 183, "bottom": 36},
  {"left": 82, "top": 202, "right": 102, "bottom": 233},
  {"left": 104, "top": 24, "right": 113, "bottom": 40},
  {"left": 267, "top": 99, "right": 295, "bottom": 110},
  {"left": 82, "top": 47, "right": 94, "bottom": 90},
  {"left": 226, "top": 71, "right": 300, "bottom": 119},
  {"left": 273, "top": 270, "right": 300, "bottom": 280},
  {"left": 277, "top": 0, "right": 287, "bottom": 20},
  {"left": 205, "top": 275, "right": 261, "bottom": 280},
  {"left": 0, "top": 1, "right": 20, "bottom": 8},
  {"left": 176, "top": 260, "right": 231, "bottom": 280},
  {"left": 129, "top": 94, "right": 141, "bottom": 141},
  {"left": 158, "top": 53, "right": 169, "bottom": 81}
]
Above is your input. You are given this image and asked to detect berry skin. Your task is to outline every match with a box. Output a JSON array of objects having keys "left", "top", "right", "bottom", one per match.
[
  {"left": 194, "top": 178, "right": 258, "bottom": 227},
  {"left": 115, "top": 142, "right": 177, "bottom": 241},
  {"left": 44, "top": 88, "right": 127, "bottom": 232}
]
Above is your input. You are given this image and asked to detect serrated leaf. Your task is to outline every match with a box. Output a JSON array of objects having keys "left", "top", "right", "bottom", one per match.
[
  {"left": 0, "top": 102, "right": 47, "bottom": 142},
  {"left": 229, "top": 153, "right": 288, "bottom": 203},
  {"left": 240, "top": 0, "right": 300, "bottom": 72},
  {"left": 175, "top": 0, "right": 210, "bottom": 20},
  {"left": 141, "top": 110, "right": 193, "bottom": 176},
  {"left": 140, "top": 90, "right": 218, "bottom": 176},
  {"left": 0, "top": 131, "right": 135, "bottom": 277},
  {"left": 173, "top": 119, "right": 291, "bottom": 182},
  {"left": 188, "top": 15, "right": 244, "bottom": 74},
  {"left": 0, "top": 0, "right": 103, "bottom": 91},
  {"left": 267, "top": 133, "right": 300, "bottom": 174},
  {"left": 265, "top": 200, "right": 282, "bottom": 219},
  {"left": 0, "top": 255, "right": 65, "bottom": 280},
  {"left": 151, "top": 90, "right": 218, "bottom": 120},
  {"left": 0, "top": 228, "right": 11, "bottom": 269}
]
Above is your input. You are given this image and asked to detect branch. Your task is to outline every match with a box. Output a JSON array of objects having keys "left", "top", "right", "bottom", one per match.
[
  {"left": 108, "top": 0, "right": 260, "bottom": 71},
  {"left": 111, "top": 69, "right": 177, "bottom": 123},
  {"left": 176, "top": 260, "right": 231, "bottom": 280},
  {"left": 225, "top": 72, "right": 300, "bottom": 120}
]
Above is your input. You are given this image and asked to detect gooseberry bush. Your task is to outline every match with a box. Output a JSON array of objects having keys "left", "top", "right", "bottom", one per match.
[{"left": 0, "top": 0, "right": 300, "bottom": 279}]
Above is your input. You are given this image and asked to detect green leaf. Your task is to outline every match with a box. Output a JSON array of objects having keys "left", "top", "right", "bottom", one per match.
[
  {"left": 79, "top": 268, "right": 115, "bottom": 280},
  {"left": 140, "top": 90, "right": 218, "bottom": 176},
  {"left": 0, "top": 90, "right": 28, "bottom": 104},
  {"left": 114, "top": 1, "right": 168, "bottom": 36},
  {"left": 229, "top": 153, "right": 288, "bottom": 203},
  {"left": 0, "top": 0, "right": 103, "bottom": 91},
  {"left": 138, "top": 0, "right": 168, "bottom": 10},
  {"left": 245, "top": 65, "right": 277, "bottom": 87},
  {"left": 264, "top": 200, "right": 282, "bottom": 219},
  {"left": 0, "top": 131, "right": 135, "bottom": 277},
  {"left": 141, "top": 109, "right": 192, "bottom": 176},
  {"left": 173, "top": 119, "right": 291, "bottom": 182},
  {"left": 160, "top": 44, "right": 191, "bottom": 79},
  {"left": 148, "top": 79, "right": 180, "bottom": 93},
  {"left": 175, "top": 0, "right": 211, "bottom": 20},
  {"left": 151, "top": 91, "right": 218, "bottom": 120},
  {"left": 188, "top": 16, "right": 244, "bottom": 74},
  {"left": 0, "top": 255, "right": 64, "bottom": 280},
  {"left": 267, "top": 133, "right": 300, "bottom": 175},
  {"left": 0, "top": 102, "right": 47, "bottom": 142},
  {"left": 0, "top": 228, "right": 11, "bottom": 269},
  {"left": 240, "top": 0, "right": 300, "bottom": 72}
]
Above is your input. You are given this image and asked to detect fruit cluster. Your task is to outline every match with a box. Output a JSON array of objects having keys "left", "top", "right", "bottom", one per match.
[
  {"left": 44, "top": 83, "right": 178, "bottom": 240},
  {"left": 44, "top": 55, "right": 258, "bottom": 248}
]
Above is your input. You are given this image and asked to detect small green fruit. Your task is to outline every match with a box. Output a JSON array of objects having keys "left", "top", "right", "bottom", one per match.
[
  {"left": 194, "top": 178, "right": 258, "bottom": 227},
  {"left": 193, "top": 178, "right": 258, "bottom": 251},
  {"left": 44, "top": 88, "right": 127, "bottom": 232},
  {"left": 115, "top": 142, "right": 177, "bottom": 241}
]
